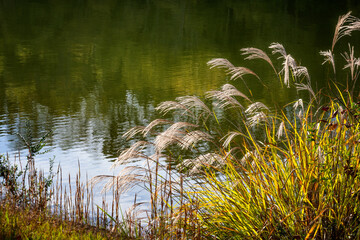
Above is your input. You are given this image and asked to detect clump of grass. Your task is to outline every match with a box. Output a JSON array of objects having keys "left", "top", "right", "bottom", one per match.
[
  {"left": 0, "top": 126, "right": 140, "bottom": 239},
  {"left": 185, "top": 12, "right": 360, "bottom": 239},
  {"left": 3, "top": 11, "right": 357, "bottom": 240},
  {"left": 99, "top": 11, "right": 360, "bottom": 239},
  {"left": 192, "top": 94, "right": 360, "bottom": 238},
  {"left": 0, "top": 202, "right": 119, "bottom": 239}
]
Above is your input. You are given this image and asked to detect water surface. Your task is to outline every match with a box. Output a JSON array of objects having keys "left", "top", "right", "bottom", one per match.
[{"left": 0, "top": 0, "right": 360, "bottom": 207}]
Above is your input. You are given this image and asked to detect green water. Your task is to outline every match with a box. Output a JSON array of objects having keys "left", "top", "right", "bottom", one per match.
[{"left": 0, "top": 0, "right": 360, "bottom": 171}]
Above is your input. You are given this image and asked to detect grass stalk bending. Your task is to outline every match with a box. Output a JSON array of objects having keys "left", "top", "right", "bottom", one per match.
[
  {"left": 96, "top": 11, "right": 360, "bottom": 239},
  {"left": 1, "top": 11, "right": 360, "bottom": 240}
]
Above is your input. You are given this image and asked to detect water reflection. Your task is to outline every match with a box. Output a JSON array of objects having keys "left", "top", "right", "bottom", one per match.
[{"left": 0, "top": 0, "right": 360, "bottom": 164}]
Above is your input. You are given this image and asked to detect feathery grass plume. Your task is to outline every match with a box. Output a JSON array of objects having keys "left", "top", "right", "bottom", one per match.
[
  {"left": 241, "top": 47, "right": 277, "bottom": 74},
  {"left": 205, "top": 83, "right": 250, "bottom": 109},
  {"left": 180, "top": 130, "right": 213, "bottom": 150},
  {"left": 124, "top": 201, "right": 147, "bottom": 224},
  {"left": 154, "top": 122, "right": 198, "bottom": 152},
  {"left": 154, "top": 130, "right": 185, "bottom": 153},
  {"left": 295, "top": 83, "right": 317, "bottom": 102},
  {"left": 347, "top": 18, "right": 360, "bottom": 33},
  {"left": 293, "top": 66, "right": 310, "bottom": 82},
  {"left": 293, "top": 99, "right": 304, "bottom": 111},
  {"left": 245, "top": 102, "right": 270, "bottom": 128},
  {"left": 269, "top": 42, "right": 287, "bottom": 58},
  {"left": 114, "top": 141, "right": 151, "bottom": 166},
  {"left": 221, "top": 131, "right": 242, "bottom": 148},
  {"left": 245, "top": 102, "right": 269, "bottom": 115},
  {"left": 293, "top": 99, "right": 304, "bottom": 119},
  {"left": 181, "top": 153, "right": 225, "bottom": 174},
  {"left": 122, "top": 126, "right": 146, "bottom": 140},
  {"left": 332, "top": 11, "right": 360, "bottom": 51},
  {"left": 207, "top": 58, "right": 259, "bottom": 82},
  {"left": 276, "top": 121, "right": 285, "bottom": 139},
  {"left": 320, "top": 50, "right": 336, "bottom": 74},
  {"left": 227, "top": 66, "right": 260, "bottom": 81},
  {"left": 246, "top": 111, "right": 268, "bottom": 128},
  {"left": 176, "top": 96, "right": 211, "bottom": 115},
  {"left": 176, "top": 96, "right": 212, "bottom": 123},
  {"left": 220, "top": 83, "right": 251, "bottom": 101},
  {"left": 207, "top": 58, "right": 234, "bottom": 69},
  {"left": 342, "top": 44, "right": 360, "bottom": 82},
  {"left": 270, "top": 43, "right": 301, "bottom": 87},
  {"left": 156, "top": 100, "right": 195, "bottom": 118},
  {"left": 282, "top": 55, "right": 296, "bottom": 87},
  {"left": 91, "top": 166, "right": 146, "bottom": 194},
  {"left": 142, "top": 119, "right": 173, "bottom": 137},
  {"left": 205, "top": 90, "right": 243, "bottom": 109}
]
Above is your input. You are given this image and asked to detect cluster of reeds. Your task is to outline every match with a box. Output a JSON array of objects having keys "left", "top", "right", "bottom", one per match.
[
  {"left": 0, "top": 152, "right": 54, "bottom": 211},
  {"left": 94, "top": 12, "right": 360, "bottom": 239},
  {"left": 0, "top": 150, "right": 145, "bottom": 238},
  {"left": 0, "top": 124, "right": 177, "bottom": 238},
  {"left": 1, "top": 11, "right": 360, "bottom": 240}
]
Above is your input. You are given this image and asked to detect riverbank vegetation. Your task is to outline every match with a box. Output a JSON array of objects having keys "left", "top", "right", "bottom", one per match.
[
  {"left": 0, "top": 149, "right": 124, "bottom": 239},
  {"left": 100, "top": 11, "right": 360, "bottom": 239},
  {"left": 0, "top": 202, "right": 117, "bottom": 240},
  {"left": 1, "top": 12, "right": 360, "bottom": 239}
]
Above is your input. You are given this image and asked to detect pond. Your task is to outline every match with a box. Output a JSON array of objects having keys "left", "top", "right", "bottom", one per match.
[{"left": 0, "top": 0, "right": 360, "bottom": 209}]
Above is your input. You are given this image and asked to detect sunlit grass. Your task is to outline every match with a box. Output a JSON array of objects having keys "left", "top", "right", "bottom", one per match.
[
  {"left": 0, "top": 203, "right": 119, "bottom": 240},
  {"left": 99, "top": 11, "right": 360, "bottom": 239},
  {"left": 191, "top": 94, "right": 360, "bottom": 238},
  {"left": 1, "top": 11, "right": 360, "bottom": 240}
]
